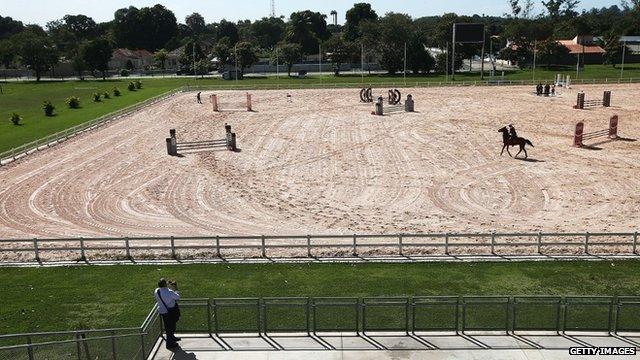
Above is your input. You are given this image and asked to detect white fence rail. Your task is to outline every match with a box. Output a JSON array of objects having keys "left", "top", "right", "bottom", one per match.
[{"left": 0, "top": 232, "right": 638, "bottom": 262}]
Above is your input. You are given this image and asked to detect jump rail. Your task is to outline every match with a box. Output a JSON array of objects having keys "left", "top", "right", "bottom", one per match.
[{"left": 0, "top": 231, "right": 638, "bottom": 263}]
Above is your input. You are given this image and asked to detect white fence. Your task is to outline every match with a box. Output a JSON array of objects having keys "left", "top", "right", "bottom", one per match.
[{"left": 0, "top": 232, "right": 638, "bottom": 263}]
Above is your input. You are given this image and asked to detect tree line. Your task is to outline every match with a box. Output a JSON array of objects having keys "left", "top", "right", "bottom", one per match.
[{"left": 1, "top": 1, "right": 639, "bottom": 81}]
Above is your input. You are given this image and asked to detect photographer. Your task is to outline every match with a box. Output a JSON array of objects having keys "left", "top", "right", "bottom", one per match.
[{"left": 154, "top": 278, "right": 181, "bottom": 349}]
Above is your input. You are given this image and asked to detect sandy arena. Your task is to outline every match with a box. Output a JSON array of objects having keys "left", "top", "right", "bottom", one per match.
[{"left": 0, "top": 84, "right": 638, "bottom": 240}]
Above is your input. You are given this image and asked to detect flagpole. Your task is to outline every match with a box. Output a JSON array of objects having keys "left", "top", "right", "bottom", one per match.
[{"left": 404, "top": 42, "right": 407, "bottom": 86}]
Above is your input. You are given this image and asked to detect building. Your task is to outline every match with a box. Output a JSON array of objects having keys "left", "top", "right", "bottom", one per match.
[
  {"left": 558, "top": 36, "right": 606, "bottom": 65},
  {"left": 108, "top": 49, "right": 154, "bottom": 70}
]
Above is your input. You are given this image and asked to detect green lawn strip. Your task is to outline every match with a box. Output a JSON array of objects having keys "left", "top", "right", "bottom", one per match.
[
  {"left": 1, "top": 64, "right": 639, "bottom": 154},
  {"left": 2, "top": 261, "right": 638, "bottom": 335}
]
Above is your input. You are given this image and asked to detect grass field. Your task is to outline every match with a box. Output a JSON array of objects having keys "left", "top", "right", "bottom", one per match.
[
  {"left": 1, "top": 64, "right": 640, "bottom": 154},
  {"left": 2, "top": 261, "right": 639, "bottom": 334}
]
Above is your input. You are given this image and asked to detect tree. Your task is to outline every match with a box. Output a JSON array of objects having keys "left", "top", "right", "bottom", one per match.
[
  {"left": 113, "top": 5, "right": 177, "bottom": 50},
  {"left": 406, "top": 33, "right": 435, "bottom": 74},
  {"left": 232, "top": 42, "right": 259, "bottom": 73},
  {"left": 154, "top": 49, "right": 168, "bottom": 71},
  {"left": 83, "top": 38, "right": 113, "bottom": 80},
  {"left": 272, "top": 43, "right": 302, "bottom": 76},
  {"left": 599, "top": 32, "right": 626, "bottom": 68},
  {"left": 378, "top": 13, "right": 413, "bottom": 74},
  {"left": 345, "top": 3, "right": 378, "bottom": 40},
  {"left": 286, "top": 11, "right": 329, "bottom": 55},
  {"left": 185, "top": 13, "right": 207, "bottom": 38},
  {"left": 0, "top": 16, "right": 24, "bottom": 39},
  {"left": 14, "top": 31, "right": 58, "bottom": 81},
  {"left": 71, "top": 45, "right": 88, "bottom": 80},
  {"left": 0, "top": 39, "right": 16, "bottom": 68},
  {"left": 180, "top": 41, "right": 205, "bottom": 74},
  {"left": 212, "top": 39, "right": 232, "bottom": 70},
  {"left": 324, "top": 35, "right": 358, "bottom": 75},
  {"left": 216, "top": 20, "right": 239, "bottom": 45},
  {"left": 536, "top": 39, "right": 571, "bottom": 67},
  {"left": 251, "top": 17, "right": 286, "bottom": 49}
]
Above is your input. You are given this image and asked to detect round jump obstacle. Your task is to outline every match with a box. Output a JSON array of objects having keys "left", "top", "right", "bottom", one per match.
[
  {"left": 574, "top": 91, "right": 611, "bottom": 110},
  {"left": 573, "top": 115, "right": 619, "bottom": 148},
  {"left": 388, "top": 89, "right": 401, "bottom": 105},
  {"left": 360, "top": 88, "right": 373, "bottom": 103},
  {"left": 166, "top": 124, "right": 237, "bottom": 156},
  {"left": 210, "top": 93, "right": 252, "bottom": 112}
]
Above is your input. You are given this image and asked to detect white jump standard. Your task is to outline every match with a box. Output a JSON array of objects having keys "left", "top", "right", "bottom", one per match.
[{"left": 210, "top": 93, "right": 253, "bottom": 112}]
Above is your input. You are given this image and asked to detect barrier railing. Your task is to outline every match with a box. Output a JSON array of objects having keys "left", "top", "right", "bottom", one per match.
[
  {"left": 0, "top": 305, "right": 161, "bottom": 360},
  {"left": 1, "top": 231, "right": 638, "bottom": 263},
  {"left": 2, "top": 296, "right": 638, "bottom": 359}
]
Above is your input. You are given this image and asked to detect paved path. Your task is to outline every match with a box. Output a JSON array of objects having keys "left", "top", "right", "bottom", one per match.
[{"left": 150, "top": 332, "right": 640, "bottom": 359}]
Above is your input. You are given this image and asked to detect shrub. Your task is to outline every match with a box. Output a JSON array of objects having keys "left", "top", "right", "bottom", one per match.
[
  {"left": 127, "top": 82, "right": 136, "bottom": 91},
  {"left": 66, "top": 96, "right": 80, "bottom": 109},
  {"left": 102, "top": 92, "right": 110, "bottom": 99},
  {"left": 135, "top": 80, "right": 142, "bottom": 89},
  {"left": 113, "top": 87, "right": 121, "bottom": 96},
  {"left": 42, "top": 101, "right": 55, "bottom": 116},
  {"left": 10, "top": 112, "right": 21, "bottom": 125},
  {"left": 120, "top": 69, "right": 130, "bottom": 77},
  {"left": 93, "top": 93, "right": 101, "bottom": 102}
]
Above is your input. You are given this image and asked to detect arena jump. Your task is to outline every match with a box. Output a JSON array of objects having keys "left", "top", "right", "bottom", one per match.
[
  {"left": 573, "top": 115, "right": 619, "bottom": 148},
  {"left": 166, "top": 124, "right": 237, "bottom": 156},
  {"left": 210, "top": 93, "right": 252, "bottom": 112},
  {"left": 374, "top": 91, "right": 415, "bottom": 116},
  {"left": 574, "top": 91, "right": 611, "bottom": 110}
]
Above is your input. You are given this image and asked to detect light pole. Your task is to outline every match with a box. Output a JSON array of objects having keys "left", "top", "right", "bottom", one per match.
[{"left": 621, "top": 40, "right": 626, "bottom": 79}]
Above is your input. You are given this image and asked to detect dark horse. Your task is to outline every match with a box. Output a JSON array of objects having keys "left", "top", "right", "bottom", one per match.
[{"left": 498, "top": 127, "right": 534, "bottom": 159}]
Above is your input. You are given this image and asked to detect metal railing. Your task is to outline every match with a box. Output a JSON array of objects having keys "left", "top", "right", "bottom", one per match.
[
  {"left": 2, "top": 296, "right": 638, "bottom": 359},
  {"left": 135, "top": 296, "right": 640, "bottom": 335},
  {"left": 0, "top": 305, "right": 161, "bottom": 360},
  {"left": 0, "top": 231, "right": 638, "bottom": 263}
]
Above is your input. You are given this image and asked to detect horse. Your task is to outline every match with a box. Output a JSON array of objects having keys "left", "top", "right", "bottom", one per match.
[{"left": 498, "top": 127, "right": 534, "bottom": 159}]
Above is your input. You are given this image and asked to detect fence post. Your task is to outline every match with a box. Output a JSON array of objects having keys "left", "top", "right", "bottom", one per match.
[
  {"left": 398, "top": 234, "right": 403, "bottom": 256},
  {"left": 111, "top": 330, "right": 117, "bottom": 360},
  {"left": 445, "top": 233, "right": 450, "bottom": 255},
  {"left": 633, "top": 231, "right": 638, "bottom": 255},
  {"left": 33, "top": 238, "right": 40, "bottom": 262},
  {"left": 491, "top": 232, "right": 496, "bottom": 255},
  {"left": 261, "top": 235, "right": 266, "bottom": 258},
  {"left": 584, "top": 232, "right": 590, "bottom": 254},
  {"left": 79, "top": 238, "right": 86, "bottom": 262},
  {"left": 352, "top": 234, "right": 357, "bottom": 256},
  {"left": 306, "top": 235, "right": 311, "bottom": 257},
  {"left": 215, "top": 236, "right": 221, "bottom": 258},
  {"left": 125, "top": 237, "right": 131, "bottom": 260},
  {"left": 170, "top": 236, "right": 176, "bottom": 259},
  {"left": 207, "top": 299, "right": 212, "bottom": 335},
  {"left": 27, "top": 335, "right": 34, "bottom": 360},
  {"left": 537, "top": 232, "right": 542, "bottom": 254},
  {"left": 75, "top": 332, "right": 82, "bottom": 360},
  {"left": 139, "top": 330, "right": 146, "bottom": 360}
]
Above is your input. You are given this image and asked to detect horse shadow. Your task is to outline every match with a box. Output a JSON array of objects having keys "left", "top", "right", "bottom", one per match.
[{"left": 515, "top": 157, "right": 545, "bottom": 163}]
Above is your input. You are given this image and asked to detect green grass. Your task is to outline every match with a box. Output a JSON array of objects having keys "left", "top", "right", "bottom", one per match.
[
  {"left": 1, "top": 64, "right": 639, "bottom": 154},
  {"left": 2, "top": 261, "right": 639, "bottom": 334}
]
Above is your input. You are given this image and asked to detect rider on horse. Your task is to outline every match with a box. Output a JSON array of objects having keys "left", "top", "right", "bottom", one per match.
[{"left": 509, "top": 124, "right": 518, "bottom": 141}]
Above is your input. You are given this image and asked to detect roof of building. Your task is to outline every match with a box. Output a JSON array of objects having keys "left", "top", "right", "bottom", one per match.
[
  {"left": 558, "top": 40, "right": 605, "bottom": 55},
  {"left": 112, "top": 49, "right": 154, "bottom": 60}
]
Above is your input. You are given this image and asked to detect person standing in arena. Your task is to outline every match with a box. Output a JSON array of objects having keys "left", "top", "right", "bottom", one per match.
[
  {"left": 196, "top": 92, "right": 202, "bottom": 104},
  {"left": 154, "top": 278, "right": 181, "bottom": 349}
]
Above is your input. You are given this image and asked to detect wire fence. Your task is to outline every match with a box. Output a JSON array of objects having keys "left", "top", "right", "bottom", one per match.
[
  {"left": 2, "top": 296, "right": 638, "bottom": 359},
  {"left": 0, "top": 231, "right": 638, "bottom": 263}
]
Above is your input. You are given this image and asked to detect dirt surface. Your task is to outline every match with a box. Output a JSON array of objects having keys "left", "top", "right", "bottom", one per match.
[{"left": 0, "top": 84, "right": 638, "bottom": 240}]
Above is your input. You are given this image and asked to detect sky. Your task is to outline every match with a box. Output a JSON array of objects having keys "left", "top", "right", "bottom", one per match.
[{"left": 1, "top": 0, "right": 623, "bottom": 26}]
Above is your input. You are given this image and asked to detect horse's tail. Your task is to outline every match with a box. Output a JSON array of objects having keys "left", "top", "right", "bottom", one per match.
[{"left": 526, "top": 139, "right": 534, "bottom": 147}]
